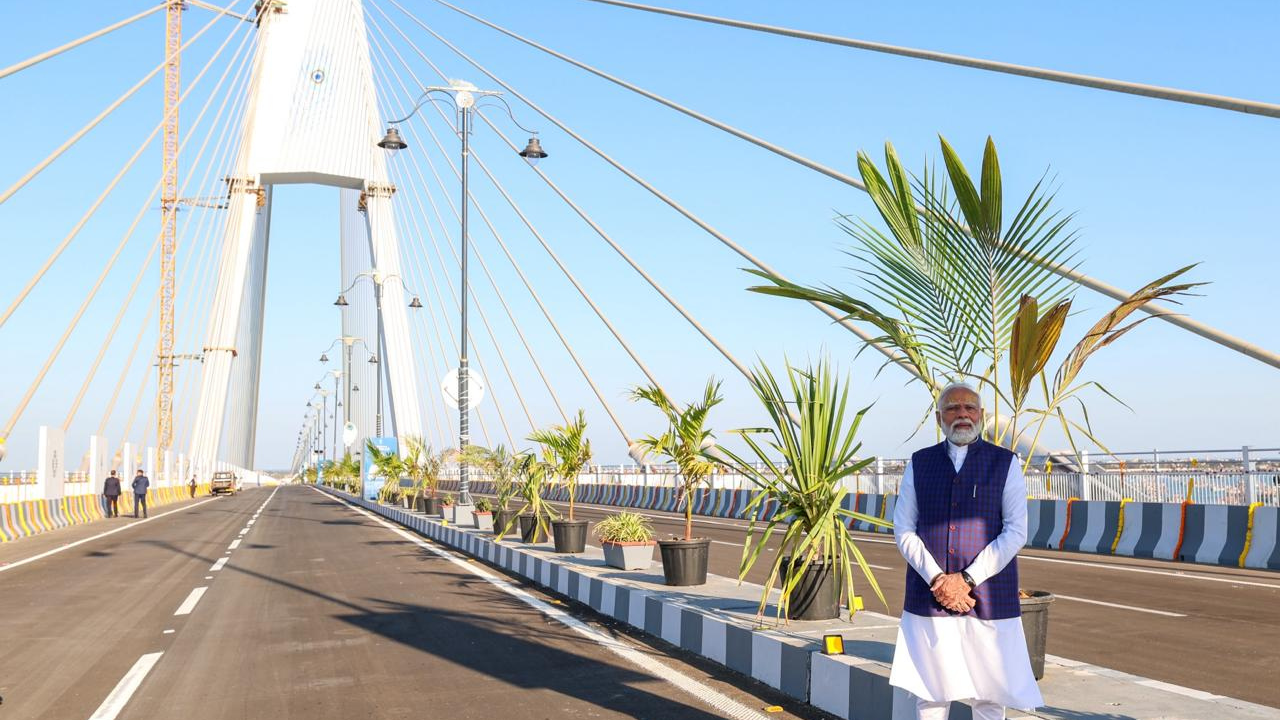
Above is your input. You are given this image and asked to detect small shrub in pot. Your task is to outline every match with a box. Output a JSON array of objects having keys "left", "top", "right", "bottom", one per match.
[{"left": 595, "top": 512, "right": 655, "bottom": 570}]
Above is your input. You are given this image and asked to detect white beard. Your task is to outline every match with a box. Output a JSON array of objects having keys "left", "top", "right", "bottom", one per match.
[{"left": 945, "top": 420, "right": 979, "bottom": 446}]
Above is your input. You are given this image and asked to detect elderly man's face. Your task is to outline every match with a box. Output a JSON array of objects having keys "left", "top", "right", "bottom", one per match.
[{"left": 936, "top": 389, "right": 983, "bottom": 445}]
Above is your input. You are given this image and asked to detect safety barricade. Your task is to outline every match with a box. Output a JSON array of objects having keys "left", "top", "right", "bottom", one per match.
[
  {"left": 0, "top": 502, "right": 16, "bottom": 541},
  {"left": 1058, "top": 501, "right": 1123, "bottom": 554},
  {"left": 1026, "top": 499, "right": 1068, "bottom": 549},
  {"left": 1113, "top": 502, "right": 1185, "bottom": 560},
  {"left": 1178, "top": 503, "right": 1251, "bottom": 566},
  {"left": 1242, "top": 505, "right": 1280, "bottom": 570}
]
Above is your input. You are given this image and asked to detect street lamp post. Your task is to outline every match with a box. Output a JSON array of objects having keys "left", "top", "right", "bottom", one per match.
[
  {"left": 379, "top": 79, "right": 546, "bottom": 506},
  {"left": 335, "top": 273, "right": 422, "bottom": 439}
]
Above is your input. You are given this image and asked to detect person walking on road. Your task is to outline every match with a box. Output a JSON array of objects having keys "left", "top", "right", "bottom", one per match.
[
  {"left": 131, "top": 470, "right": 150, "bottom": 519},
  {"left": 890, "top": 382, "right": 1042, "bottom": 719},
  {"left": 103, "top": 470, "right": 122, "bottom": 518},
  {"left": 189, "top": 475, "right": 197, "bottom": 498}
]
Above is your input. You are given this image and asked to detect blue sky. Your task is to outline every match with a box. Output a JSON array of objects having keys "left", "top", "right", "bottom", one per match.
[{"left": 1, "top": 0, "right": 1277, "bottom": 471}]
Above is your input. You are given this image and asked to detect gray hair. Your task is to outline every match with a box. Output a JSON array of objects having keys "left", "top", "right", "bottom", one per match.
[{"left": 936, "top": 382, "right": 982, "bottom": 411}]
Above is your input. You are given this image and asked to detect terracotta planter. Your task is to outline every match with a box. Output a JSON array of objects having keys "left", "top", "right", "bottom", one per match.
[{"left": 601, "top": 540, "right": 655, "bottom": 570}]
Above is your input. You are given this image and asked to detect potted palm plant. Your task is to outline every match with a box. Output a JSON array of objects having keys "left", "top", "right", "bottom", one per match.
[
  {"left": 473, "top": 497, "right": 494, "bottom": 532},
  {"left": 505, "top": 453, "right": 555, "bottom": 543},
  {"left": 487, "top": 446, "right": 523, "bottom": 537},
  {"left": 529, "top": 411, "right": 592, "bottom": 554},
  {"left": 720, "top": 360, "right": 888, "bottom": 621},
  {"left": 630, "top": 379, "right": 722, "bottom": 586},
  {"left": 365, "top": 441, "right": 407, "bottom": 505},
  {"left": 595, "top": 511, "right": 655, "bottom": 570},
  {"left": 402, "top": 438, "right": 444, "bottom": 516}
]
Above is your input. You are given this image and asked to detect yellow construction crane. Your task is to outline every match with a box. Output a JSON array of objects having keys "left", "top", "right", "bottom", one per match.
[{"left": 156, "top": 0, "right": 182, "bottom": 454}]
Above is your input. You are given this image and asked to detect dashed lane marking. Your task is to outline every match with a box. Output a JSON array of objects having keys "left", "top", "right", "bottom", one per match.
[
  {"left": 228, "top": 539, "right": 241, "bottom": 550},
  {"left": 173, "top": 587, "right": 208, "bottom": 616},
  {"left": 210, "top": 557, "right": 228, "bottom": 572},
  {"left": 87, "top": 652, "right": 163, "bottom": 720}
]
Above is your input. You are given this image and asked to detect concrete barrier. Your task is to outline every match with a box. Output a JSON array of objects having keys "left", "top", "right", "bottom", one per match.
[
  {"left": 1059, "top": 501, "right": 1123, "bottom": 555},
  {"left": 1027, "top": 499, "right": 1068, "bottom": 549},
  {"left": 1178, "top": 504, "right": 1251, "bottom": 565},
  {"left": 0, "top": 484, "right": 211, "bottom": 543},
  {"left": 1113, "top": 502, "right": 1185, "bottom": 560},
  {"left": 1242, "top": 505, "right": 1280, "bottom": 570}
]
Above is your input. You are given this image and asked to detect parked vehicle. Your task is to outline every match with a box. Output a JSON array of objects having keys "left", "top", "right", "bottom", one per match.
[{"left": 210, "top": 471, "right": 239, "bottom": 496}]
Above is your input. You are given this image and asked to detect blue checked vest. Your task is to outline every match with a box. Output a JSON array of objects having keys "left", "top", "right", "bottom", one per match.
[{"left": 903, "top": 440, "right": 1021, "bottom": 620}]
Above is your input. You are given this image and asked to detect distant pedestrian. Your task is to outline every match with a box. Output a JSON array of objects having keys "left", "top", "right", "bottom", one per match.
[
  {"left": 188, "top": 475, "right": 197, "bottom": 498},
  {"left": 131, "top": 470, "right": 150, "bottom": 519},
  {"left": 103, "top": 470, "right": 122, "bottom": 518}
]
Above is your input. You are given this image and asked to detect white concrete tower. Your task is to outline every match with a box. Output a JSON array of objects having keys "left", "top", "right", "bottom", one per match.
[{"left": 190, "top": 0, "right": 423, "bottom": 470}]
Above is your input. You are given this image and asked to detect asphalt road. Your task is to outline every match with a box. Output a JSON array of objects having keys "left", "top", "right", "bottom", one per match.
[
  {"left": 489, "top": 493, "right": 1280, "bottom": 707},
  {"left": 0, "top": 486, "right": 818, "bottom": 720}
]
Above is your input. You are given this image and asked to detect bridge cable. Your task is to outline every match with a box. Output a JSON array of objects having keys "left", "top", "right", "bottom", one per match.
[
  {"left": 1, "top": 17, "right": 255, "bottom": 442},
  {"left": 167, "top": 34, "right": 262, "bottom": 454},
  {"left": 585, "top": 0, "right": 1280, "bottom": 120},
  {"left": 0, "top": 0, "right": 247, "bottom": 207},
  {"left": 381, "top": 5, "right": 759, "bottom": 393},
  {"left": 429, "top": 0, "right": 1280, "bottom": 372},
  {"left": 0, "top": 3, "right": 168, "bottom": 80},
  {"left": 62, "top": 20, "right": 259, "bottom": 438},
  {"left": 0, "top": 1, "right": 251, "bottom": 332}
]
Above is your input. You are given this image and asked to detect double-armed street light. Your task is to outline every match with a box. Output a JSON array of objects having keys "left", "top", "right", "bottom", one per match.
[
  {"left": 378, "top": 79, "right": 546, "bottom": 505},
  {"left": 334, "top": 271, "right": 422, "bottom": 438}
]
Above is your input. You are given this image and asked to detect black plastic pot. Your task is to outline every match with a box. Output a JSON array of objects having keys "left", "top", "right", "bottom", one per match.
[
  {"left": 1020, "top": 590, "right": 1054, "bottom": 680},
  {"left": 422, "top": 496, "right": 442, "bottom": 516},
  {"left": 518, "top": 514, "right": 541, "bottom": 543},
  {"left": 780, "top": 556, "right": 839, "bottom": 621},
  {"left": 657, "top": 538, "right": 711, "bottom": 586},
  {"left": 552, "top": 520, "right": 588, "bottom": 553},
  {"left": 493, "top": 508, "right": 516, "bottom": 536}
]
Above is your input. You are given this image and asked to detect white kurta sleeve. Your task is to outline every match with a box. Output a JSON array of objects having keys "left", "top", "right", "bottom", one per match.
[
  {"left": 962, "top": 458, "right": 1028, "bottom": 586},
  {"left": 893, "top": 460, "right": 945, "bottom": 584}
]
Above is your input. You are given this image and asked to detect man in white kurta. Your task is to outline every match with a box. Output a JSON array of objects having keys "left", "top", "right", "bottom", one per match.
[{"left": 890, "top": 383, "right": 1043, "bottom": 719}]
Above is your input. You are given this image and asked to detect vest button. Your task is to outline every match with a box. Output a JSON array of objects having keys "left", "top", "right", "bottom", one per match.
[
  {"left": 949, "top": 524, "right": 957, "bottom": 531},
  {"left": 948, "top": 548, "right": 955, "bottom": 554}
]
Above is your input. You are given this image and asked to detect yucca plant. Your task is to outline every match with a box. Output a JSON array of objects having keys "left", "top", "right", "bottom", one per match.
[
  {"left": 528, "top": 411, "right": 592, "bottom": 521},
  {"left": 748, "top": 135, "right": 1203, "bottom": 464},
  {"left": 629, "top": 379, "right": 723, "bottom": 541},
  {"left": 718, "top": 360, "right": 888, "bottom": 621}
]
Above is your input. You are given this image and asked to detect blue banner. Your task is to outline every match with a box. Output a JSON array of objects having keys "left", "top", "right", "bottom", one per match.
[{"left": 362, "top": 436, "right": 398, "bottom": 502}]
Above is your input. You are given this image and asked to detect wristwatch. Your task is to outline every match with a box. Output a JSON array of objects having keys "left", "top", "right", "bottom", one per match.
[{"left": 961, "top": 571, "right": 976, "bottom": 588}]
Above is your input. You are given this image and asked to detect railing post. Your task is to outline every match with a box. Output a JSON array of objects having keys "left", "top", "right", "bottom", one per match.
[
  {"left": 1081, "top": 450, "right": 1092, "bottom": 501},
  {"left": 1243, "top": 445, "right": 1256, "bottom": 506},
  {"left": 875, "top": 457, "right": 885, "bottom": 495}
]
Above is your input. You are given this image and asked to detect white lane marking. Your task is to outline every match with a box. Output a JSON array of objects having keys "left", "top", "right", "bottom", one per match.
[
  {"left": 0, "top": 499, "right": 218, "bottom": 575},
  {"left": 174, "top": 587, "right": 208, "bottom": 615},
  {"left": 87, "top": 652, "right": 163, "bottom": 720},
  {"left": 322, "top": 490, "right": 769, "bottom": 720},
  {"left": 1053, "top": 594, "right": 1186, "bottom": 617},
  {"left": 204, "top": 576, "right": 213, "bottom": 580},
  {"left": 539, "top": 496, "right": 1280, "bottom": 590},
  {"left": 247, "top": 520, "right": 255, "bottom": 526},
  {"left": 163, "top": 629, "right": 174, "bottom": 634},
  {"left": 238, "top": 528, "right": 249, "bottom": 536},
  {"left": 1015, "top": 554, "right": 1280, "bottom": 590},
  {"left": 228, "top": 539, "right": 241, "bottom": 550},
  {"left": 209, "top": 557, "right": 228, "bottom": 572}
]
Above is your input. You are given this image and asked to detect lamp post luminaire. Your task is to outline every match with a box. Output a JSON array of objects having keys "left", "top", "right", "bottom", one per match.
[
  {"left": 379, "top": 79, "right": 546, "bottom": 505},
  {"left": 334, "top": 273, "right": 422, "bottom": 438},
  {"left": 319, "top": 336, "right": 374, "bottom": 434}
]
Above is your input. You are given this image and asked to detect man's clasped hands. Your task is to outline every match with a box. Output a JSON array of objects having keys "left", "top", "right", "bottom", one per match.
[{"left": 931, "top": 572, "right": 976, "bottom": 613}]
